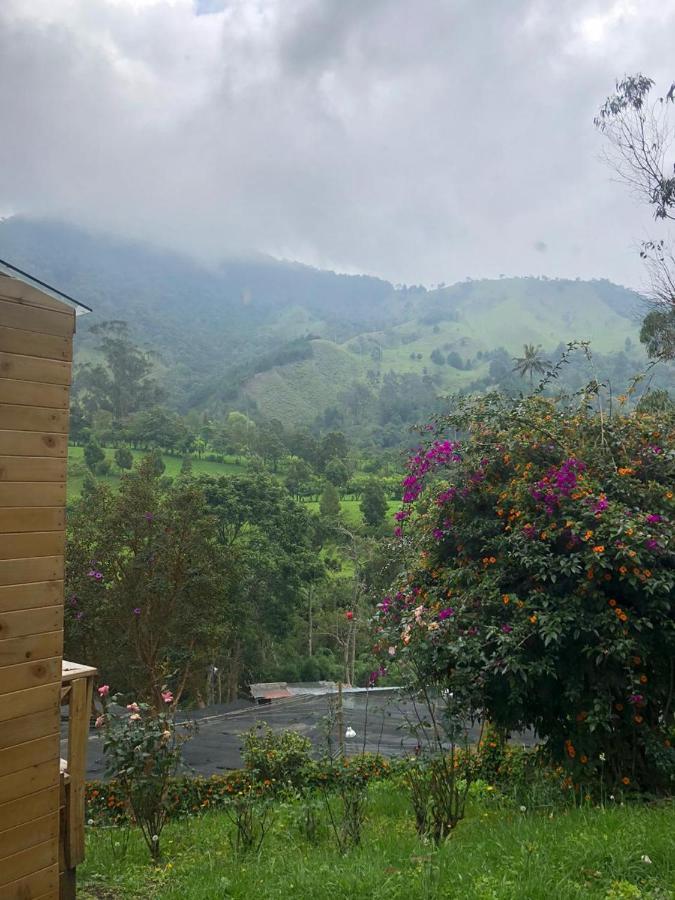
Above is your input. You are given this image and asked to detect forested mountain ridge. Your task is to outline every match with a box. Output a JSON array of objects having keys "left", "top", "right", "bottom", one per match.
[{"left": 0, "top": 216, "right": 652, "bottom": 431}]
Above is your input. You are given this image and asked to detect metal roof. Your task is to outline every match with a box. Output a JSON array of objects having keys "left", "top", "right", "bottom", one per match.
[{"left": 0, "top": 257, "right": 92, "bottom": 316}]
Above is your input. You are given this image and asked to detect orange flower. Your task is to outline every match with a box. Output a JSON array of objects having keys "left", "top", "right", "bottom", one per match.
[
  {"left": 580, "top": 755, "right": 588, "bottom": 764},
  {"left": 639, "top": 674, "right": 648, "bottom": 684},
  {"left": 615, "top": 703, "right": 624, "bottom": 712},
  {"left": 619, "top": 566, "right": 628, "bottom": 575},
  {"left": 583, "top": 530, "right": 594, "bottom": 541},
  {"left": 489, "top": 556, "right": 496, "bottom": 564},
  {"left": 622, "top": 776, "right": 630, "bottom": 785},
  {"left": 608, "top": 598, "right": 617, "bottom": 607},
  {"left": 644, "top": 570, "right": 652, "bottom": 578},
  {"left": 529, "top": 614, "right": 538, "bottom": 624},
  {"left": 665, "top": 491, "right": 673, "bottom": 500},
  {"left": 633, "top": 715, "right": 643, "bottom": 725},
  {"left": 619, "top": 613, "right": 628, "bottom": 622},
  {"left": 502, "top": 595, "right": 510, "bottom": 605},
  {"left": 592, "top": 545, "right": 605, "bottom": 554},
  {"left": 617, "top": 467, "right": 633, "bottom": 476}
]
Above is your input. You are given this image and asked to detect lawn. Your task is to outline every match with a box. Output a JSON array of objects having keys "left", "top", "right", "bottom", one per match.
[
  {"left": 303, "top": 498, "right": 400, "bottom": 528},
  {"left": 78, "top": 782, "right": 674, "bottom": 899},
  {"left": 67, "top": 446, "right": 247, "bottom": 500}
]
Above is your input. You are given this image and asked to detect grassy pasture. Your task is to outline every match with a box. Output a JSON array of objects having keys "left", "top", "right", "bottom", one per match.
[{"left": 79, "top": 782, "right": 674, "bottom": 899}]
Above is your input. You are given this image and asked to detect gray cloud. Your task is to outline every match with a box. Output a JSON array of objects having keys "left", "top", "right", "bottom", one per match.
[{"left": 0, "top": 0, "right": 673, "bottom": 287}]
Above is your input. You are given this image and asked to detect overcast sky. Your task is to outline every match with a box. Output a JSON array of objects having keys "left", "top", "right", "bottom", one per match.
[{"left": 1, "top": 0, "right": 674, "bottom": 287}]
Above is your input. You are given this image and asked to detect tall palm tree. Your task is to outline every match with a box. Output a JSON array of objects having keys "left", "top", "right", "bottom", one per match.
[{"left": 512, "top": 344, "right": 551, "bottom": 388}]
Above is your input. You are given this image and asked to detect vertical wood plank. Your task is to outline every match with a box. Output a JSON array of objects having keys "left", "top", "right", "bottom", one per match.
[{"left": 66, "top": 676, "right": 93, "bottom": 867}]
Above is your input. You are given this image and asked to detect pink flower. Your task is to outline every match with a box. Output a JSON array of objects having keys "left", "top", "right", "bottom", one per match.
[
  {"left": 129, "top": 713, "right": 141, "bottom": 722},
  {"left": 388, "top": 646, "right": 396, "bottom": 657},
  {"left": 161, "top": 690, "right": 174, "bottom": 704},
  {"left": 94, "top": 715, "right": 105, "bottom": 728},
  {"left": 97, "top": 684, "right": 110, "bottom": 698},
  {"left": 126, "top": 702, "right": 140, "bottom": 713}
]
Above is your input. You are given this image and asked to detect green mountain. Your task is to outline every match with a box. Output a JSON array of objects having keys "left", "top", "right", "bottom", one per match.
[{"left": 0, "top": 217, "right": 657, "bottom": 429}]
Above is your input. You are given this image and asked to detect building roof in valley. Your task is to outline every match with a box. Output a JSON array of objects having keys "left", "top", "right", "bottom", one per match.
[{"left": 0, "top": 257, "right": 91, "bottom": 315}]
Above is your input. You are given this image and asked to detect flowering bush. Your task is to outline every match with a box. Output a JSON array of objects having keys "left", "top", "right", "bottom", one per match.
[
  {"left": 86, "top": 754, "right": 395, "bottom": 826},
  {"left": 96, "top": 686, "right": 189, "bottom": 860},
  {"left": 377, "top": 391, "right": 674, "bottom": 791}
]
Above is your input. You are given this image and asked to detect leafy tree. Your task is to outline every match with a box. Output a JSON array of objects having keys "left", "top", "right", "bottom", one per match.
[
  {"left": 595, "top": 74, "right": 675, "bottom": 358},
  {"left": 378, "top": 392, "right": 674, "bottom": 792},
  {"left": 197, "top": 473, "right": 324, "bottom": 697},
  {"left": 446, "top": 351, "right": 463, "bottom": 369},
  {"left": 114, "top": 447, "right": 134, "bottom": 470},
  {"left": 319, "top": 482, "right": 341, "bottom": 520},
  {"left": 83, "top": 439, "right": 105, "bottom": 472},
  {"left": 430, "top": 348, "right": 446, "bottom": 366},
  {"left": 75, "top": 321, "right": 164, "bottom": 421},
  {"left": 318, "top": 431, "right": 349, "bottom": 471},
  {"left": 360, "top": 479, "right": 388, "bottom": 528},
  {"left": 325, "top": 458, "right": 350, "bottom": 489},
  {"left": 512, "top": 344, "right": 551, "bottom": 387},
  {"left": 65, "top": 456, "right": 233, "bottom": 705},
  {"left": 146, "top": 449, "right": 166, "bottom": 477},
  {"left": 284, "top": 457, "right": 313, "bottom": 499}
]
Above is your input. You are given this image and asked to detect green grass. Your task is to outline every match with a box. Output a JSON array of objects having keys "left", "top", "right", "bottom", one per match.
[
  {"left": 67, "top": 446, "right": 247, "bottom": 500},
  {"left": 303, "top": 498, "right": 399, "bottom": 528},
  {"left": 79, "top": 783, "right": 674, "bottom": 899}
]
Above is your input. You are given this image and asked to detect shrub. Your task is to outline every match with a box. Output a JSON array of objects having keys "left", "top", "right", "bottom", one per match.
[
  {"left": 377, "top": 387, "right": 674, "bottom": 792},
  {"left": 96, "top": 687, "right": 190, "bottom": 861},
  {"left": 114, "top": 447, "right": 134, "bottom": 470},
  {"left": 242, "top": 723, "right": 313, "bottom": 791}
]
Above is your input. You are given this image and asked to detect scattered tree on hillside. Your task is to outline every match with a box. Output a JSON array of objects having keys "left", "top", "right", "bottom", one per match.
[
  {"left": 512, "top": 343, "right": 551, "bottom": 387},
  {"left": 360, "top": 479, "right": 388, "bottom": 528},
  {"left": 114, "top": 447, "right": 133, "bottom": 470},
  {"left": 75, "top": 321, "right": 164, "bottom": 421},
  {"left": 83, "top": 439, "right": 105, "bottom": 472},
  {"left": 319, "top": 482, "right": 341, "bottom": 520}
]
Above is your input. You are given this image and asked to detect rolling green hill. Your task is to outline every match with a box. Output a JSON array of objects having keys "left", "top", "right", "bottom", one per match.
[{"left": 1, "top": 216, "right": 664, "bottom": 431}]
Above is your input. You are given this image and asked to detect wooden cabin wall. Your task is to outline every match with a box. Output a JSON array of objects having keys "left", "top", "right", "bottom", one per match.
[{"left": 0, "top": 280, "right": 74, "bottom": 900}]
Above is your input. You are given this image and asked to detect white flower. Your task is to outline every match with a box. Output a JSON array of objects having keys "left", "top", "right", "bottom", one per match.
[
  {"left": 388, "top": 646, "right": 396, "bottom": 657},
  {"left": 641, "top": 855, "right": 652, "bottom": 864},
  {"left": 152, "top": 835, "right": 159, "bottom": 843},
  {"left": 599, "top": 753, "right": 606, "bottom": 762},
  {"left": 519, "top": 805, "right": 527, "bottom": 813},
  {"left": 609, "top": 795, "right": 615, "bottom": 801},
  {"left": 87, "top": 819, "right": 94, "bottom": 826},
  {"left": 345, "top": 726, "right": 356, "bottom": 739}
]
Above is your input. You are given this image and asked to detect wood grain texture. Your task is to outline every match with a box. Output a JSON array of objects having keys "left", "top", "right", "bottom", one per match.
[
  {"left": 0, "top": 404, "right": 68, "bottom": 434},
  {"left": 0, "top": 580, "right": 63, "bottom": 612},
  {"left": 0, "top": 275, "right": 80, "bottom": 314},
  {"left": 0, "top": 296, "right": 74, "bottom": 338},
  {"left": 0, "top": 483, "right": 67, "bottom": 507},
  {"left": 0, "top": 862, "right": 58, "bottom": 899},
  {"left": 0, "top": 378, "right": 69, "bottom": 409},
  {"left": 0, "top": 456, "right": 67, "bottom": 481},
  {"left": 0, "top": 353, "right": 71, "bottom": 385},
  {"left": 0, "top": 532, "right": 65, "bottom": 560},
  {"left": 0, "top": 811, "right": 59, "bottom": 862},
  {"left": 0, "top": 630, "right": 62, "bottom": 668},
  {"left": 0, "top": 431, "right": 67, "bottom": 457},
  {"left": 0, "top": 734, "right": 60, "bottom": 779},
  {"left": 0, "top": 836, "right": 58, "bottom": 886},
  {"left": 0, "top": 508, "right": 65, "bottom": 533},
  {"left": 0, "top": 786, "right": 59, "bottom": 832},
  {"left": 0, "top": 325, "right": 72, "bottom": 361},
  {"left": 0, "top": 709, "right": 59, "bottom": 751},
  {"left": 0, "top": 606, "right": 63, "bottom": 641},
  {"left": 0, "top": 759, "right": 59, "bottom": 806},
  {"left": 0, "top": 683, "right": 61, "bottom": 726},
  {"left": 0, "top": 556, "right": 64, "bottom": 585},
  {"left": 0, "top": 657, "right": 61, "bottom": 696},
  {"left": 66, "top": 677, "right": 94, "bottom": 867}
]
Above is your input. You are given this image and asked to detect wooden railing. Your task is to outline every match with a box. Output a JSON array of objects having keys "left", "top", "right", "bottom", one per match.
[{"left": 59, "top": 660, "right": 96, "bottom": 899}]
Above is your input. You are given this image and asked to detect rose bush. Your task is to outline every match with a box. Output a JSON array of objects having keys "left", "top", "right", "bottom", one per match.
[{"left": 377, "top": 390, "right": 674, "bottom": 791}]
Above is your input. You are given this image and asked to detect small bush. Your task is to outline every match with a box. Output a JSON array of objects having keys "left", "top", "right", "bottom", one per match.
[{"left": 242, "top": 723, "right": 313, "bottom": 792}]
